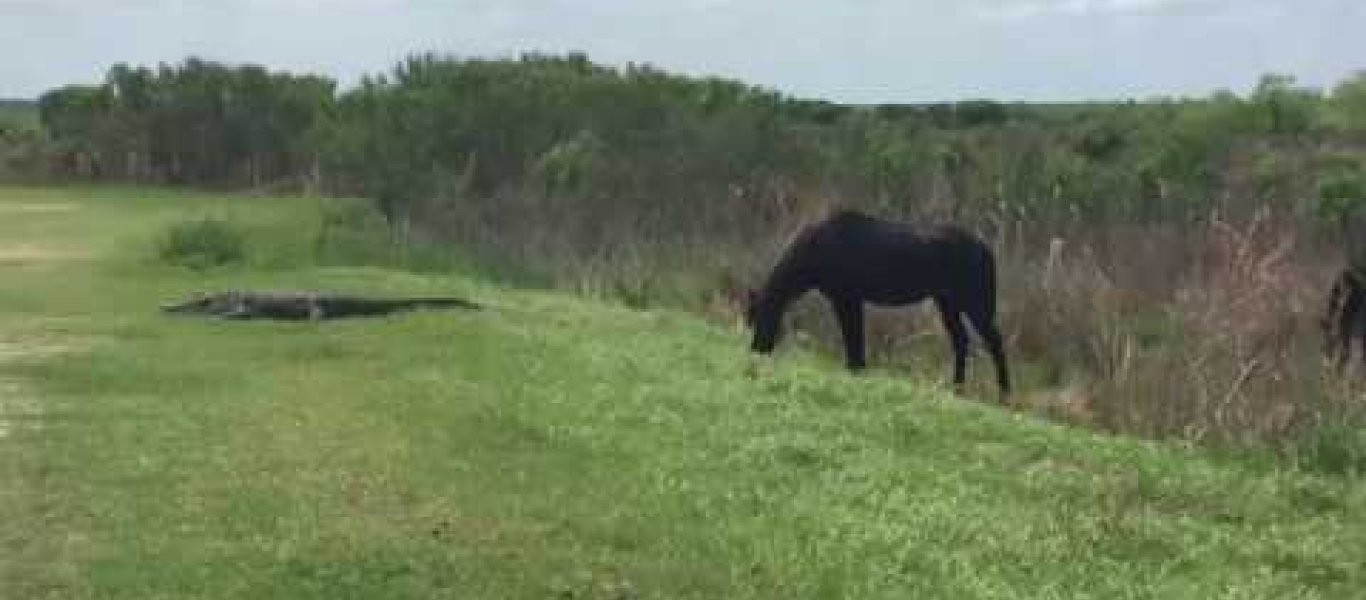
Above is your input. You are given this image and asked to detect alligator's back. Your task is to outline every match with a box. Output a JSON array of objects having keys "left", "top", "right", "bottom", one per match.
[{"left": 162, "top": 290, "right": 480, "bottom": 320}]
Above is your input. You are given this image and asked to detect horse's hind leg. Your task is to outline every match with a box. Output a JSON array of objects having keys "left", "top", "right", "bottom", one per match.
[
  {"left": 1353, "top": 309, "right": 1366, "bottom": 375},
  {"left": 933, "top": 297, "right": 970, "bottom": 394},
  {"left": 1354, "top": 329, "right": 1366, "bottom": 375},
  {"left": 1340, "top": 281, "right": 1365, "bottom": 372},
  {"left": 963, "top": 307, "right": 1011, "bottom": 399},
  {"left": 1326, "top": 276, "right": 1353, "bottom": 371},
  {"left": 1337, "top": 324, "right": 1354, "bottom": 372},
  {"left": 830, "top": 296, "right": 867, "bottom": 371}
]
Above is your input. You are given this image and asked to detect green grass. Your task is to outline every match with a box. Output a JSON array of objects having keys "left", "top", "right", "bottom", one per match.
[{"left": 1, "top": 185, "right": 1364, "bottom": 599}]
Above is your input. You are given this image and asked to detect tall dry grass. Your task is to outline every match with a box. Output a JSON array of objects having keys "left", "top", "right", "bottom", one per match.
[
  {"left": 995, "top": 210, "right": 1362, "bottom": 451},
  {"left": 329, "top": 182, "right": 1364, "bottom": 457},
  {"left": 682, "top": 200, "right": 1363, "bottom": 454}
]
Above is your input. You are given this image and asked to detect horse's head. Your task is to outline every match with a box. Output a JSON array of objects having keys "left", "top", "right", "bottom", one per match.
[
  {"left": 745, "top": 287, "right": 782, "bottom": 354},
  {"left": 743, "top": 289, "right": 759, "bottom": 326}
]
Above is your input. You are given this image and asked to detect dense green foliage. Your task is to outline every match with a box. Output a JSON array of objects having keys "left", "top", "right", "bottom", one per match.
[
  {"left": 20, "top": 56, "right": 1366, "bottom": 279},
  {"left": 27, "top": 56, "right": 1366, "bottom": 226},
  {"left": 155, "top": 216, "right": 248, "bottom": 270},
  {"left": 37, "top": 59, "right": 333, "bottom": 185},
  {"left": 0, "top": 99, "right": 42, "bottom": 180},
  {"left": 2, "top": 186, "right": 1364, "bottom": 598},
  {"left": 19, "top": 56, "right": 1366, "bottom": 293},
  {"left": 0, "top": 99, "right": 38, "bottom": 130}
]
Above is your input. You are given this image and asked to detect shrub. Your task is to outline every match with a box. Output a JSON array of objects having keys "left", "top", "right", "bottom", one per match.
[
  {"left": 1296, "top": 424, "right": 1366, "bottom": 476},
  {"left": 155, "top": 217, "right": 247, "bottom": 270}
]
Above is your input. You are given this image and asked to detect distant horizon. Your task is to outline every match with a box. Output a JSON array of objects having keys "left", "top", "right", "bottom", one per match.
[
  {"left": 1, "top": 51, "right": 1357, "bottom": 107},
  {"left": 4, "top": 1, "right": 1362, "bottom": 104}
]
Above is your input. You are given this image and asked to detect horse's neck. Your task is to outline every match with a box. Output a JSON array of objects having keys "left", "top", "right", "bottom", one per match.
[
  {"left": 758, "top": 278, "right": 807, "bottom": 315},
  {"left": 768, "top": 249, "right": 817, "bottom": 304}
]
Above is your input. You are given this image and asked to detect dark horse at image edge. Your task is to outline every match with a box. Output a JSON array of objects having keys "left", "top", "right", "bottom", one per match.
[
  {"left": 746, "top": 210, "right": 1010, "bottom": 398},
  {"left": 1323, "top": 265, "right": 1366, "bottom": 370}
]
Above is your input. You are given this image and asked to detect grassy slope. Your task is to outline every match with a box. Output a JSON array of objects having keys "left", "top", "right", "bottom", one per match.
[{"left": 1, "top": 185, "right": 1363, "bottom": 599}]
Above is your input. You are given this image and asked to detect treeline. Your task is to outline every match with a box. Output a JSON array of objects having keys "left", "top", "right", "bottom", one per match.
[
  {"left": 0, "top": 99, "right": 40, "bottom": 180},
  {"left": 323, "top": 53, "right": 815, "bottom": 242},
  {"left": 35, "top": 59, "right": 333, "bottom": 186},
  {"left": 22, "top": 55, "right": 1366, "bottom": 226}
]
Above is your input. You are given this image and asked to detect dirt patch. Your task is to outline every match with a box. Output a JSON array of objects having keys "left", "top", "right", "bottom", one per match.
[
  {"left": 0, "top": 379, "right": 41, "bottom": 440},
  {"left": 0, "top": 202, "right": 78, "bottom": 213},
  {"left": 0, "top": 337, "right": 92, "bottom": 439},
  {"left": 0, "top": 244, "right": 91, "bottom": 266},
  {"left": 0, "top": 339, "right": 91, "bottom": 362}
]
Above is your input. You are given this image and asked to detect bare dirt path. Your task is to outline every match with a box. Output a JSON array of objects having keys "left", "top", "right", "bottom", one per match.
[
  {"left": 0, "top": 191, "right": 99, "bottom": 595},
  {"left": 0, "top": 337, "right": 91, "bottom": 439},
  {"left": 0, "top": 243, "right": 91, "bottom": 267},
  {"left": 0, "top": 202, "right": 78, "bottom": 213}
]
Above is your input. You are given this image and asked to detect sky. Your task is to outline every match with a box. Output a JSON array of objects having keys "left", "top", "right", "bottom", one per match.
[{"left": 1, "top": 0, "right": 1363, "bottom": 103}]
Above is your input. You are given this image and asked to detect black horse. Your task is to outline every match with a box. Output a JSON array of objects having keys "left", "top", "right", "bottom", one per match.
[
  {"left": 746, "top": 210, "right": 1010, "bottom": 398},
  {"left": 1323, "top": 266, "right": 1366, "bottom": 370}
]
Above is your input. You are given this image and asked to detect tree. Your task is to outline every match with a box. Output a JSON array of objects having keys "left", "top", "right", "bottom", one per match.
[
  {"left": 1328, "top": 71, "right": 1366, "bottom": 134},
  {"left": 1249, "top": 73, "right": 1320, "bottom": 136}
]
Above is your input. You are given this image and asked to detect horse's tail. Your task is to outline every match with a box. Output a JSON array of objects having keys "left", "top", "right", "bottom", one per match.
[
  {"left": 981, "top": 243, "right": 999, "bottom": 324},
  {"left": 1324, "top": 270, "right": 1349, "bottom": 339},
  {"left": 1324, "top": 268, "right": 1363, "bottom": 353}
]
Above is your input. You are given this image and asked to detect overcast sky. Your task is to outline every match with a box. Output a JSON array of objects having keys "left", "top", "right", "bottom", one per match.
[{"left": 1, "top": 0, "right": 1362, "bottom": 102}]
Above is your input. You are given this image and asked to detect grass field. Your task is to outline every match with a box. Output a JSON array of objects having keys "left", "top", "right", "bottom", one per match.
[{"left": 1, "top": 185, "right": 1364, "bottom": 599}]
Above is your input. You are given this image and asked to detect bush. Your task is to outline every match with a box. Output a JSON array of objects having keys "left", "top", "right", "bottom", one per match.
[
  {"left": 1296, "top": 425, "right": 1366, "bottom": 476},
  {"left": 155, "top": 217, "right": 247, "bottom": 270}
]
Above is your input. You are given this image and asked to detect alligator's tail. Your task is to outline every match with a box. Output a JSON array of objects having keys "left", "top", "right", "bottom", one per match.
[
  {"left": 161, "top": 299, "right": 202, "bottom": 314},
  {"left": 339, "top": 296, "right": 482, "bottom": 316},
  {"left": 161, "top": 292, "right": 231, "bottom": 315}
]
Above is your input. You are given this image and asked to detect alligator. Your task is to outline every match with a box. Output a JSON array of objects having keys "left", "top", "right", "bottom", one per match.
[{"left": 162, "top": 290, "right": 480, "bottom": 321}]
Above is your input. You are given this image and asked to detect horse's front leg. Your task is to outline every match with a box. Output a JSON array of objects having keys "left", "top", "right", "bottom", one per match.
[{"left": 830, "top": 296, "right": 867, "bottom": 371}]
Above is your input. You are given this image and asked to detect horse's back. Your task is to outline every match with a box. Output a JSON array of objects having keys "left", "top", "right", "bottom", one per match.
[
  {"left": 810, "top": 212, "right": 987, "bottom": 266},
  {"left": 792, "top": 211, "right": 992, "bottom": 304}
]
